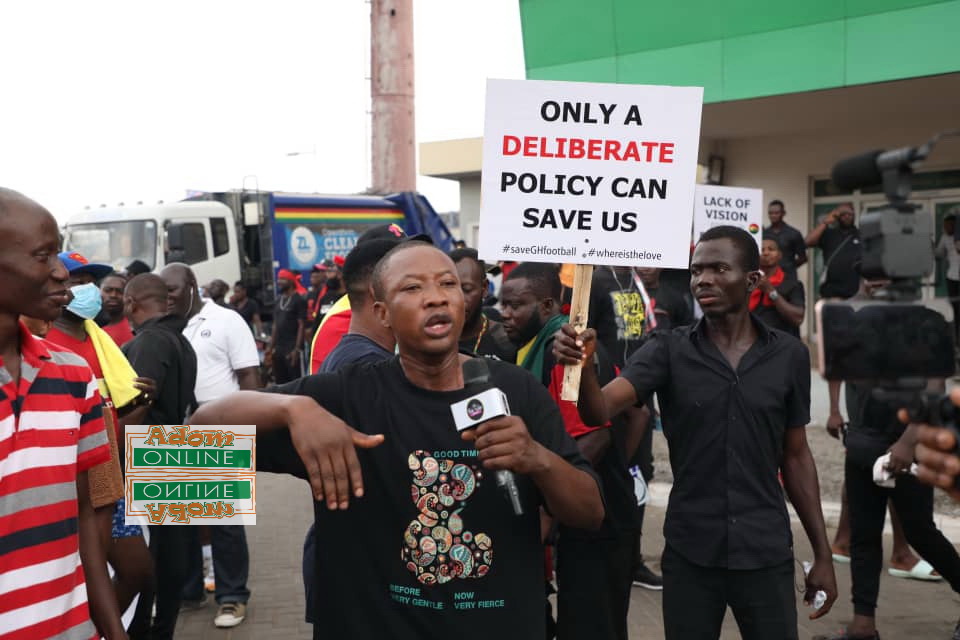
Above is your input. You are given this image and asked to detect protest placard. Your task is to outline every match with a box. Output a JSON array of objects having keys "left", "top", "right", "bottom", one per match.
[
  {"left": 693, "top": 185, "right": 763, "bottom": 250},
  {"left": 478, "top": 78, "right": 703, "bottom": 269}
]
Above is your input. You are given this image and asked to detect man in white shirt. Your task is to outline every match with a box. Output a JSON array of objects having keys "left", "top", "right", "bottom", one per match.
[
  {"left": 161, "top": 263, "right": 260, "bottom": 628},
  {"left": 936, "top": 213, "right": 960, "bottom": 345}
]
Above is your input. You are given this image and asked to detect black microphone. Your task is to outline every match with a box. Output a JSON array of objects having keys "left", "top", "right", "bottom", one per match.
[
  {"left": 451, "top": 358, "right": 523, "bottom": 516},
  {"left": 831, "top": 146, "right": 921, "bottom": 191}
]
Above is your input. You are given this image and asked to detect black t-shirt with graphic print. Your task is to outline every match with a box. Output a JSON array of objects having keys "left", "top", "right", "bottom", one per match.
[
  {"left": 590, "top": 268, "right": 693, "bottom": 368},
  {"left": 258, "top": 356, "right": 596, "bottom": 640}
]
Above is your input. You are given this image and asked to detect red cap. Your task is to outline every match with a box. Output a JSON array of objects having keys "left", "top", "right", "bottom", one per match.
[
  {"left": 277, "top": 269, "right": 297, "bottom": 282},
  {"left": 333, "top": 255, "right": 345, "bottom": 268}
]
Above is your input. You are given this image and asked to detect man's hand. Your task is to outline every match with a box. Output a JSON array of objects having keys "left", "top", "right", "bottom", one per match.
[
  {"left": 133, "top": 376, "right": 156, "bottom": 406},
  {"left": 804, "top": 559, "right": 838, "bottom": 620},
  {"left": 286, "top": 397, "right": 384, "bottom": 510},
  {"left": 916, "top": 424, "right": 960, "bottom": 501},
  {"left": 826, "top": 411, "right": 845, "bottom": 439},
  {"left": 461, "top": 415, "right": 547, "bottom": 475},
  {"left": 286, "top": 350, "right": 300, "bottom": 367},
  {"left": 552, "top": 323, "right": 597, "bottom": 366},
  {"left": 756, "top": 274, "right": 774, "bottom": 295},
  {"left": 887, "top": 437, "right": 915, "bottom": 475},
  {"left": 824, "top": 209, "right": 840, "bottom": 225}
]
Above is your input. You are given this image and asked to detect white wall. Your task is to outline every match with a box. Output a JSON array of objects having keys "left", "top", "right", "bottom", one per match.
[{"left": 458, "top": 177, "right": 482, "bottom": 248}]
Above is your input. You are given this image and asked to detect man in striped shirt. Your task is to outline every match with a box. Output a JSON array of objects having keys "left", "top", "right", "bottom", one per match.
[{"left": 0, "top": 188, "right": 124, "bottom": 640}]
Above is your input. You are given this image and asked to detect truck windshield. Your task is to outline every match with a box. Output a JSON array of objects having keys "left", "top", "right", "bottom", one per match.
[{"left": 64, "top": 220, "right": 158, "bottom": 271}]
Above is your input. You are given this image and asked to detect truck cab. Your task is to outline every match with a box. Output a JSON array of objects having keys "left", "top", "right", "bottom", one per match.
[{"left": 62, "top": 201, "right": 242, "bottom": 289}]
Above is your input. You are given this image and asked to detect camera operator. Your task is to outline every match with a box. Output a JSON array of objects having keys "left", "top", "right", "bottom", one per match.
[{"left": 817, "top": 367, "right": 960, "bottom": 640}]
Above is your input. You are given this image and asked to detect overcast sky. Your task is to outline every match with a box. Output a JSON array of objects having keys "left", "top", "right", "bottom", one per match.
[{"left": 0, "top": 1, "right": 525, "bottom": 221}]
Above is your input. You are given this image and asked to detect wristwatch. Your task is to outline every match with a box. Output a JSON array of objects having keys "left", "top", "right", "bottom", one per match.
[{"left": 769, "top": 290, "right": 781, "bottom": 302}]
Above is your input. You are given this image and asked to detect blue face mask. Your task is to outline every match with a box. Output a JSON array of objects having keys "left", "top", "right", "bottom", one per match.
[{"left": 67, "top": 283, "right": 103, "bottom": 320}]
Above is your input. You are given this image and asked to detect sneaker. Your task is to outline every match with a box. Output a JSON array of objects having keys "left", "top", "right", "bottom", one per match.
[
  {"left": 180, "top": 595, "right": 208, "bottom": 611},
  {"left": 632, "top": 562, "right": 663, "bottom": 590},
  {"left": 214, "top": 602, "right": 247, "bottom": 628}
]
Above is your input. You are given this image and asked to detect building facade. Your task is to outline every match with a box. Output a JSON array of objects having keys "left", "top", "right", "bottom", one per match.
[{"left": 421, "top": 0, "right": 960, "bottom": 334}]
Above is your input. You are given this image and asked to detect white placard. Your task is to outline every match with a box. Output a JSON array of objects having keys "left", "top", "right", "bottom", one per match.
[
  {"left": 692, "top": 185, "right": 763, "bottom": 250},
  {"left": 478, "top": 78, "right": 703, "bottom": 268}
]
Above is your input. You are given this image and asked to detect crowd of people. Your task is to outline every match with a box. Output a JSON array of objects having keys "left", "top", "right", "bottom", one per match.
[{"left": 2, "top": 184, "right": 960, "bottom": 640}]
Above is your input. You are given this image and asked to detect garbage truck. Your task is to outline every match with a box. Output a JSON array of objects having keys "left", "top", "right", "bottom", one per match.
[{"left": 62, "top": 190, "right": 455, "bottom": 306}]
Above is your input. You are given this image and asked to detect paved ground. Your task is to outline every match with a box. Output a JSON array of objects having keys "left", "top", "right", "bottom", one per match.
[{"left": 175, "top": 470, "right": 960, "bottom": 639}]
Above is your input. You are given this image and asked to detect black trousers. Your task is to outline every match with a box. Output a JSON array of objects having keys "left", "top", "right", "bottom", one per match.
[
  {"left": 129, "top": 525, "right": 196, "bottom": 640},
  {"left": 557, "top": 533, "right": 635, "bottom": 640},
  {"left": 845, "top": 456, "right": 960, "bottom": 616},
  {"left": 631, "top": 414, "right": 655, "bottom": 562},
  {"left": 661, "top": 545, "right": 798, "bottom": 640},
  {"left": 273, "top": 347, "right": 300, "bottom": 384}
]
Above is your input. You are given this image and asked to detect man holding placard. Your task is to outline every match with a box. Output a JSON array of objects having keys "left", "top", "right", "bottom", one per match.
[{"left": 553, "top": 226, "right": 837, "bottom": 639}]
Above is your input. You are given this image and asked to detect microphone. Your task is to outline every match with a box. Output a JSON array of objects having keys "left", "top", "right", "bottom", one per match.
[
  {"left": 831, "top": 146, "right": 922, "bottom": 191},
  {"left": 450, "top": 358, "right": 523, "bottom": 516}
]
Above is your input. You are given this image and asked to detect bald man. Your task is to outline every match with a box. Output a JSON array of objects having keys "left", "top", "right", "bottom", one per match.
[
  {"left": 160, "top": 263, "right": 258, "bottom": 627},
  {"left": 122, "top": 273, "right": 199, "bottom": 638},
  {"left": 0, "top": 188, "right": 124, "bottom": 638}
]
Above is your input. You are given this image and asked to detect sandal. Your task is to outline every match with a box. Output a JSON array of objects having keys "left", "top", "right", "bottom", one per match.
[
  {"left": 888, "top": 559, "right": 943, "bottom": 581},
  {"left": 813, "top": 630, "right": 880, "bottom": 640}
]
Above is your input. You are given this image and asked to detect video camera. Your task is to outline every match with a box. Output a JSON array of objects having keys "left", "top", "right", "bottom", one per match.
[{"left": 815, "top": 131, "right": 958, "bottom": 427}]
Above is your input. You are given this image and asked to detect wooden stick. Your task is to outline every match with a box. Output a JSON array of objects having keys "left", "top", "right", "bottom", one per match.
[{"left": 561, "top": 264, "right": 593, "bottom": 402}]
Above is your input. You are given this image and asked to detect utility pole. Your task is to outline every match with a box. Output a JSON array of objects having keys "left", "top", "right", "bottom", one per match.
[{"left": 370, "top": 0, "right": 416, "bottom": 193}]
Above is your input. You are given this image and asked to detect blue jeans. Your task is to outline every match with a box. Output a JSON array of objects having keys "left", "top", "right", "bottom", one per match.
[{"left": 183, "top": 525, "right": 251, "bottom": 604}]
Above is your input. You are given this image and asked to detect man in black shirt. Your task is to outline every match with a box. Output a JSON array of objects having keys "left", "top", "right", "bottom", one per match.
[
  {"left": 121, "top": 273, "right": 198, "bottom": 640},
  {"left": 230, "top": 281, "right": 263, "bottom": 337},
  {"left": 191, "top": 243, "right": 603, "bottom": 640},
  {"left": 764, "top": 199, "right": 808, "bottom": 279},
  {"left": 301, "top": 237, "right": 404, "bottom": 624},
  {"left": 555, "top": 225, "right": 837, "bottom": 639},
  {"left": 806, "top": 202, "right": 862, "bottom": 300},
  {"left": 268, "top": 269, "right": 307, "bottom": 384},
  {"left": 451, "top": 248, "right": 516, "bottom": 362}
]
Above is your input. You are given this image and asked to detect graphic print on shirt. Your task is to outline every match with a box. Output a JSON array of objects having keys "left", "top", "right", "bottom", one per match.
[
  {"left": 403, "top": 450, "right": 493, "bottom": 585},
  {"left": 610, "top": 291, "right": 645, "bottom": 341}
]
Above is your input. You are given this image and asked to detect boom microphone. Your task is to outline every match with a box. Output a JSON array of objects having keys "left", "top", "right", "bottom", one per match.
[
  {"left": 451, "top": 358, "right": 524, "bottom": 516},
  {"left": 831, "top": 146, "right": 927, "bottom": 191}
]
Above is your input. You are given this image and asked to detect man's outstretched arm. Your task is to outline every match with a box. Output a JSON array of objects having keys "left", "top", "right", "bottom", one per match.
[
  {"left": 191, "top": 392, "right": 383, "bottom": 510},
  {"left": 552, "top": 324, "right": 640, "bottom": 425}
]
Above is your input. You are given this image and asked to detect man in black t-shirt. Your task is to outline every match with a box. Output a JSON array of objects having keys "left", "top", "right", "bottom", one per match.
[
  {"left": 301, "top": 238, "right": 403, "bottom": 624},
  {"left": 501, "top": 263, "right": 639, "bottom": 639},
  {"left": 122, "top": 273, "right": 198, "bottom": 638},
  {"left": 751, "top": 238, "right": 805, "bottom": 337},
  {"left": 229, "top": 281, "right": 263, "bottom": 337},
  {"left": 764, "top": 199, "right": 808, "bottom": 279},
  {"left": 806, "top": 202, "right": 862, "bottom": 300},
  {"left": 555, "top": 226, "right": 838, "bottom": 640},
  {"left": 268, "top": 269, "right": 306, "bottom": 384},
  {"left": 450, "top": 248, "right": 516, "bottom": 362},
  {"left": 191, "top": 244, "right": 603, "bottom": 640}
]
